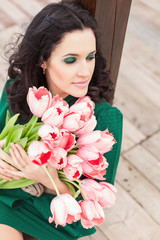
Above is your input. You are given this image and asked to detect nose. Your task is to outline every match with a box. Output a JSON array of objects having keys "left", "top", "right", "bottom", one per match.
[{"left": 77, "top": 60, "right": 91, "bottom": 78}]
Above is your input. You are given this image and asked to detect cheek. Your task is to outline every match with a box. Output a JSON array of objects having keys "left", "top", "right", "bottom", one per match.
[{"left": 49, "top": 64, "right": 66, "bottom": 83}]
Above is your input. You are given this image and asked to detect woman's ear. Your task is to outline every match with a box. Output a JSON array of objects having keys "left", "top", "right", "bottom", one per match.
[{"left": 41, "top": 62, "right": 47, "bottom": 74}]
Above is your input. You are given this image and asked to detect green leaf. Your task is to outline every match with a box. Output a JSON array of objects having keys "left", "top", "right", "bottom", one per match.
[
  {"left": 4, "top": 137, "right": 28, "bottom": 155},
  {"left": 10, "top": 128, "right": 23, "bottom": 143},
  {"left": 22, "top": 123, "right": 32, "bottom": 138},
  {"left": 5, "top": 110, "right": 11, "bottom": 125},
  {"left": 0, "top": 113, "right": 20, "bottom": 140},
  {"left": 15, "top": 137, "right": 28, "bottom": 149},
  {"left": 28, "top": 133, "right": 39, "bottom": 142},
  {"left": 29, "top": 123, "right": 43, "bottom": 136},
  {"left": 5, "top": 125, "right": 23, "bottom": 146},
  {"left": 27, "top": 115, "right": 38, "bottom": 125},
  {"left": 24, "top": 115, "right": 38, "bottom": 137}
]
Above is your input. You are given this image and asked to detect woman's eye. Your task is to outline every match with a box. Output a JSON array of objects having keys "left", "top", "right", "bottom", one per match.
[
  {"left": 64, "top": 57, "right": 76, "bottom": 64},
  {"left": 86, "top": 54, "right": 96, "bottom": 60}
]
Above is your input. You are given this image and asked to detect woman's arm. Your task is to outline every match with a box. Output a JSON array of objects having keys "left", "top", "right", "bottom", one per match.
[
  {"left": 94, "top": 103, "right": 123, "bottom": 184},
  {"left": 4, "top": 143, "right": 73, "bottom": 195}
]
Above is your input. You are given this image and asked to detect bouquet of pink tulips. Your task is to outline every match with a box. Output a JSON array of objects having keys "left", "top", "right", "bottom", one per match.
[{"left": 0, "top": 86, "right": 117, "bottom": 229}]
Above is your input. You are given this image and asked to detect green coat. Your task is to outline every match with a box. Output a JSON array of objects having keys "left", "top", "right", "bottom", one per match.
[{"left": 0, "top": 79, "right": 123, "bottom": 240}]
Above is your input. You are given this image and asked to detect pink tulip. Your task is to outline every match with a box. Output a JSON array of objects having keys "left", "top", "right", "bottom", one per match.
[
  {"left": 42, "top": 107, "right": 64, "bottom": 128},
  {"left": 79, "top": 200, "right": 105, "bottom": 229},
  {"left": 38, "top": 125, "right": 76, "bottom": 152},
  {"left": 62, "top": 96, "right": 95, "bottom": 132},
  {"left": 49, "top": 193, "right": 82, "bottom": 227},
  {"left": 42, "top": 95, "right": 69, "bottom": 128},
  {"left": 51, "top": 95, "right": 69, "bottom": 114},
  {"left": 75, "top": 115, "right": 97, "bottom": 136},
  {"left": 38, "top": 124, "right": 60, "bottom": 148},
  {"left": 98, "top": 182, "right": 117, "bottom": 207},
  {"left": 58, "top": 129, "right": 76, "bottom": 152},
  {"left": 77, "top": 146, "right": 108, "bottom": 180},
  {"left": 49, "top": 147, "right": 67, "bottom": 170},
  {"left": 79, "top": 179, "right": 117, "bottom": 208},
  {"left": 79, "top": 179, "right": 103, "bottom": 201},
  {"left": 28, "top": 141, "right": 51, "bottom": 166},
  {"left": 68, "top": 96, "right": 95, "bottom": 121},
  {"left": 78, "top": 129, "right": 116, "bottom": 154},
  {"left": 63, "top": 155, "right": 83, "bottom": 180},
  {"left": 27, "top": 86, "right": 52, "bottom": 117},
  {"left": 62, "top": 113, "right": 84, "bottom": 132}
]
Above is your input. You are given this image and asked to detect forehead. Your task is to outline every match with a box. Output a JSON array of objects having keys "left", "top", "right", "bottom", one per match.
[{"left": 52, "top": 28, "right": 96, "bottom": 56}]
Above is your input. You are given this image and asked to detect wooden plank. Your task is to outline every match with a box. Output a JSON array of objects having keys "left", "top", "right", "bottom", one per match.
[
  {"left": 123, "top": 144, "right": 160, "bottom": 191},
  {"left": 79, "top": 227, "right": 109, "bottom": 240},
  {"left": 120, "top": 117, "right": 145, "bottom": 153},
  {"left": 100, "top": 183, "right": 160, "bottom": 240},
  {"left": 95, "top": 0, "right": 132, "bottom": 90},
  {"left": 0, "top": 0, "right": 27, "bottom": 23},
  {"left": 142, "top": 130, "right": 160, "bottom": 161},
  {"left": 11, "top": 0, "right": 46, "bottom": 17},
  {"left": 139, "top": 0, "right": 160, "bottom": 13},
  {"left": 95, "top": 0, "right": 116, "bottom": 72},
  {"left": 0, "top": 25, "right": 22, "bottom": 48},
  {"left": 109, "top": 0, "right": 132, "bottom": 89},
  {"left": 115, "top": 72, "right": 160, "bottom": 136},
  {"left": 116, "top": 157, "right": 160, "bottom": 224},
  {"left": 126, "top": 14, "right": 160, "bottom": 52},
  {"left": 119, "top": 56, "right": 160, "bottom": 110},
  {"left": 131, "top": 0, "right": 160, "bottom": 31},
  {"left": 120, "top": 33, "right": 160, "bottom": 86},
  {"left": 0, "top": 9, "right": 14, "bottom": 29}
]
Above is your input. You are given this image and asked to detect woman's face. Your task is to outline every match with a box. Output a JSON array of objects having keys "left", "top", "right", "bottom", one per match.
[{"left": 43, "top": 28, "right": 96, "bottom": 98}]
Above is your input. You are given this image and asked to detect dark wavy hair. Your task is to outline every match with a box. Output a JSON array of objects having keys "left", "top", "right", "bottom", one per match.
[{"left": 7, "top": 1, "right": 114, "bottom": 122}]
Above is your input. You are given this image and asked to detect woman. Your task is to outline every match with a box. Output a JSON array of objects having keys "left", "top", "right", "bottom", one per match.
[{"left": 0, "top": 1, "right": 123, "bottom": 239}]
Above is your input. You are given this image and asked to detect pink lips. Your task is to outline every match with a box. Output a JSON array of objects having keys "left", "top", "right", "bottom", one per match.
[{"left": 72, "top": 81, "right": 89, "bottom": 88}]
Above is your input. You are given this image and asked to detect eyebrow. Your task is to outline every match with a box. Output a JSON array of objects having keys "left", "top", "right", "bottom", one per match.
[{"left": 62, "top": 50, "right": 97, "bottom": 57}]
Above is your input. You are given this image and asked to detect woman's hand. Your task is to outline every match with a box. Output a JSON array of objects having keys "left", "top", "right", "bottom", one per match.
[
  {"left": 5, "top": 143, "right": 72, "bottom": 195},
  {"left": 5, "top": 143, "right": 59, "bottom": 185},
  {"left": 0, "top": 140, "right": 21, "bottom": 181}
]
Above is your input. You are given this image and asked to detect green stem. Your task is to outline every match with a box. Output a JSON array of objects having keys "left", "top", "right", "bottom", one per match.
[
  {"left": 71, "top": 145, "right": 78, "bottom": 150},
  {"left": 68, "top": 150, "right": 77, "bottom": 154},
  {"left": 63, "top": 178, "right": 88, "bottom": 200},
  {"left": 44, "top": 167, "right": 60, "bottom": 196},
  {"left": 75, "top": 179, "right": 81, "bottom": 184},
  {"left": 58, "top": 171, "right": 88, "bottom": 200}
]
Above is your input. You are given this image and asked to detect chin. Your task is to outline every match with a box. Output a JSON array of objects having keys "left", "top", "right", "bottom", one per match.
[{"left": 72, "top": 89, "right": 88, "bottom": 98}]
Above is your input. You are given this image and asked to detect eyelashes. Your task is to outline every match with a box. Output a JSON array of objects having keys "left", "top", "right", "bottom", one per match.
[
  {"left": 64, "top": 57, "right": 76, "bottom": 64},
  {"left": 63, "top": 53, "right": 96, "bottom": 64},
  {"left": 86, "top": 53, "right": 96, "bottom": 60}
]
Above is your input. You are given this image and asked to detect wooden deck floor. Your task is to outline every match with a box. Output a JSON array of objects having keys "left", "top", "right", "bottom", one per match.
[{"left": 0, "top": 0, "right": 160, "bottom": 239}]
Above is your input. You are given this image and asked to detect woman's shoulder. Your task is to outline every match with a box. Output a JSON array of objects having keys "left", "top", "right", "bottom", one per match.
[
  {"left": 94, "top": 98, "right": 123, "bottom": 122},
  {"left": 94, "top": 99, "right": 123, "bottom": 184},
  {"left": 93, "top": 98, "right": 123, "bottom": 137}
]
